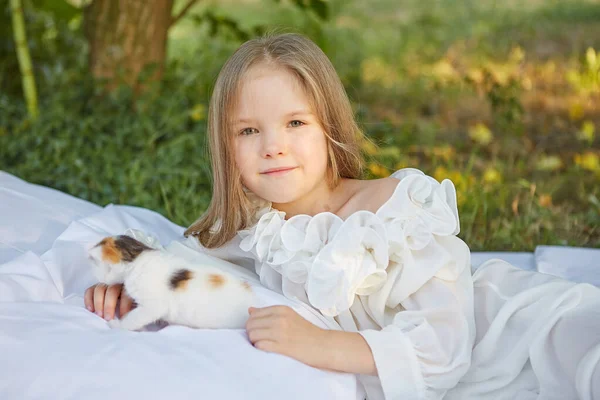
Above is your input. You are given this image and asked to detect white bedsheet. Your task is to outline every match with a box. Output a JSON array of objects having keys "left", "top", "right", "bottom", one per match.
[
  {"left": 1, "top": 170, "right": 599, "bottom": 400},
  {"left": 0, "top": 172, "right": 358, "bottom": 400}
]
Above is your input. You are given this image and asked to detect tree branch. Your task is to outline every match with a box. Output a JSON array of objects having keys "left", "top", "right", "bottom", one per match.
[
  {"left": 169, "top": 0, "right": 200, "bottom": 28},
  {"left": 10, "top": 0, "right": 39, "bottom": 120}
]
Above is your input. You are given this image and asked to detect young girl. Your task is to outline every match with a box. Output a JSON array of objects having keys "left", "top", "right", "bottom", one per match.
[{"left": 85, "top": 33, "right": 600, "bottom": 400}]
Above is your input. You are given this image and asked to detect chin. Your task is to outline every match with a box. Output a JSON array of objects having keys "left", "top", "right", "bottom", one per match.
[
  {"left": 260, "top": 194, "right": 295, "bottom": 205},
  {"left": 259, "top": 187, "right": 303, "bottom": 204},
  {"left": 244, "top": 181, "right": 294, "bottom": 203}
]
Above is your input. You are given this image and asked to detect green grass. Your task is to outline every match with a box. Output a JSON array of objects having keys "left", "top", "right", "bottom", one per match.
[{"left": 1, "top": 0, "right": 599, "bottom": 250}]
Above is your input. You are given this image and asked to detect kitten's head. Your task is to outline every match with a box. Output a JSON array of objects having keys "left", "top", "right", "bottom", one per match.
[{"left": 88, "top": 235, "right": 152, "bottom": 284}]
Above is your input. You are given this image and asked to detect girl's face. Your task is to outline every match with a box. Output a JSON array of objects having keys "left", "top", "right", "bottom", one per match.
[{"left": 232, "top": 64, "right": 330, "bottom": 206}]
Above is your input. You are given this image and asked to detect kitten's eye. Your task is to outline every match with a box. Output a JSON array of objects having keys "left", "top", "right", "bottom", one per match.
[
  {"left": 289, "top": 120, "right": 305, "bottom": 128},
  {"left": 240, "top": 127, "right": 258, "bottom": 136}
]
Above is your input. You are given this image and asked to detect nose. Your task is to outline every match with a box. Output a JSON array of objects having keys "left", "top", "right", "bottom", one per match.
[{"left": 261, "top": 129, "right": 288, "bottom": 158}]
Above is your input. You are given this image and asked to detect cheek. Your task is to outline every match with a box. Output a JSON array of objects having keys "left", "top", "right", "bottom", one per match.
[
  {"left": 299, "top": 130, "right": 329, "bottom": 171},
  {"left": 233, "top": 142, "right": 245, "bottom": 171},
  {"left": 233, "top": 139, "right": 256, "bottom": 186},
  {"left": 234, "top": 139, "right": 252, "bottom": 170},
  {"left": 318, "top": 137, "right": 329, "bottom": 168}
]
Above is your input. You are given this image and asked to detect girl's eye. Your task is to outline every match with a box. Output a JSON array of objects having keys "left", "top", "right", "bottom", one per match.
[
  {"left": 240, "top": 127, "right": 258, "bottom": 136},
  {"left": 289, "top": 120, "right": 304, "bottom": 128}
]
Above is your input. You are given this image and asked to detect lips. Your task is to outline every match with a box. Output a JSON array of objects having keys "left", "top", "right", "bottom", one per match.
[{"left": 261, "top": 167, "right": 297, "bottom": 174}]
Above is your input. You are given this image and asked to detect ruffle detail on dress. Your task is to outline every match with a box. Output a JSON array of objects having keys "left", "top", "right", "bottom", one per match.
[{"left": 237, "top": 168, "right": 463, "bottom": 316}]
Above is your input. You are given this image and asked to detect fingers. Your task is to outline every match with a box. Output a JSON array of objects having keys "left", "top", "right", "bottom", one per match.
[
  {"left": 93, "top": 284, "right": 108, "bottom": 317},
  {"left": 247, "top": 328, "right": 278, "bottom": 347},
  {"left": 246, "top": 306, "right": 294, "bottom": 346},
  {"left": 84, "top": 286, "right": 95, "bottom": 312},
  {"left": 103, "top": 284, "right": 123, "bottom": 321},
  {"left": 247, "top": 327, "right": 270, "bottom": 343},
  {"left": 85, "top": 284, "right": 133, "bottom": 321},
  {"left": 245, "top": 315, "right": 274, "bottom": 331},
  {"left": 119, "top": 290, "right": 135, "bottom": 318},
  {"left": 89, "top": 283, "right": 123, "bottom": 320},
  {"left": 253, "top": 340, "right": 277, "bottom": 352}
]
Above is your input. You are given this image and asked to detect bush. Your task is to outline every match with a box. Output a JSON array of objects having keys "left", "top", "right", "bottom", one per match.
[
  {"left": 0, "top": 68, "right": 215, "bottom": 228},
  {"left": 2, "top": 0, "right": 599, "bottom": 250}
]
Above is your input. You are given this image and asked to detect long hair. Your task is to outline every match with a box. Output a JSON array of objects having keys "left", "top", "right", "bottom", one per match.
[{"left": 184, "top": 33, "right": 366, "bottom": 248}]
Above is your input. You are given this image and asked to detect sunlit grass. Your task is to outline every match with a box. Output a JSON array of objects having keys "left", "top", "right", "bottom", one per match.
[{"left": 2, "top": 0, "right": 598, "bottom": 250}]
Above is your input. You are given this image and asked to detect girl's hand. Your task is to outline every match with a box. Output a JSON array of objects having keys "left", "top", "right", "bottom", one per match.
[
  {"left": 84, "top": 283, "right": 135, "bottom": 321},
  {"left": 245, "top": 305, "right": 329, "bottom": 369}
]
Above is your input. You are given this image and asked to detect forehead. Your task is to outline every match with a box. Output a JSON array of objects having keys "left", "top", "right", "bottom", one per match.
[
  {"left": 233, "top": 64, "right": 313, "bottom": 118},
  {"left": 243, "top": 64, "right": 301, "bottom": 86}
]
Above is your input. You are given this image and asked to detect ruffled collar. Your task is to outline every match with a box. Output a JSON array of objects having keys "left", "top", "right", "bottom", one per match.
[
  {"left": 247, "top": 166, "right": 451, "bottom": 214},
  {"left": 238, "top": 168, "right": 462, "bottom": 317}
]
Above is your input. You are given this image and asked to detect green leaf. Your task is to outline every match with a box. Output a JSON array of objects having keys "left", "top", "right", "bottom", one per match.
[
  {"left": 291, "top": 0, "right": 329, "bottom": 20},
  {"left": 31, "top": 0, "right": 80, "bottom": 23}
]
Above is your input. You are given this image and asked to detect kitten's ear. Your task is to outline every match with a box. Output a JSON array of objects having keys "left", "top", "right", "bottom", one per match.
[
  {"left": 86, "top": 237, "right": 108, "bottom": 253},
  {"left": 113, "top": 235, "right": 152, "bottom": 262},
  {"left": 90, "top": 236, "right": 122, "bottom": 264}
]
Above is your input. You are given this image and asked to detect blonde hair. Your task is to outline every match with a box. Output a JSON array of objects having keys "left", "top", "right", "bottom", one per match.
[{"left": 184, "top": 32, "right": 366, "bottom": 248}]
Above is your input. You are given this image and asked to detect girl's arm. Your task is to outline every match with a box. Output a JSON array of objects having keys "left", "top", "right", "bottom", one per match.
[
  {"left": 246, "top": 234, "right": 475, "bottom": 400},
  {"left": 245, "top": 305, "right": 377, "bottom": 375},
  {"left": 321, "top": 330, "right": 377, "bottom": 375}
]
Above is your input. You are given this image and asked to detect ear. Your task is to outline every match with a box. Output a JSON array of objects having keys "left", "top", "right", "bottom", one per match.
[
  {"left": 85, "top": 240, "right": 100, "bottom": 253},
  {"left": 92, "top": 237, "right": 122, "bottom": 264}
]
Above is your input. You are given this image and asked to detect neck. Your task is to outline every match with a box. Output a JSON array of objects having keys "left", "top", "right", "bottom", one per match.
[{"left": 272, "top": 178, "right": 346, "bottom": 219}]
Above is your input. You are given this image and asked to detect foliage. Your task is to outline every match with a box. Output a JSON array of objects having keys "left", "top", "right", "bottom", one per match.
[
  {"left": 0, "top": 1, "right": 85, "bottom": 97},
  {"left": 1, "top": 0, "right": 599, "bottom": 250},
  {"left": 0, "top": 74, "right": 212, "bottom": 226}
]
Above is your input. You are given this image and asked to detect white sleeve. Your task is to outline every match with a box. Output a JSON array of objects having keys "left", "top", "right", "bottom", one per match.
[
  {"left": 343, "top": 169, "right": 475, "bottom": 399},
  {"left": 358, "top": 235, "right": 475, "bottom": 400}
]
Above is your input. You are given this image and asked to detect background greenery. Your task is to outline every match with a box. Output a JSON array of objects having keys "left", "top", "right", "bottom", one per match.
[{"left": 1, "top": 0, "right": 599, "bottom": 250}]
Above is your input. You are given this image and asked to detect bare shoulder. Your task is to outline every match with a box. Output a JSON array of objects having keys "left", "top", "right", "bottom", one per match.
[{"left": 337, "top": 176, "right": 400, "bottom": 218}]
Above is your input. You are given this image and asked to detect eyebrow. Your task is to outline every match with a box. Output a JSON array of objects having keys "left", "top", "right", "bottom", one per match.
[
  {"left": 234, "top": 110, "right": 313, "bottom": 124},
  {"left": 286, "top": 109, "right": 312, "bottom": 117}
]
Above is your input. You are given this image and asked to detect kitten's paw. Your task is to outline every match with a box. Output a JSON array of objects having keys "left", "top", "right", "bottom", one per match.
[{"left": 108, "top": 319, "right": 123, "bottom": 329}]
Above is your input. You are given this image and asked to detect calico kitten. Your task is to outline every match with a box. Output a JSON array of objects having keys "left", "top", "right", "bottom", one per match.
[{"left": 88, "top": 235, "right": 256, "bottom": 331}]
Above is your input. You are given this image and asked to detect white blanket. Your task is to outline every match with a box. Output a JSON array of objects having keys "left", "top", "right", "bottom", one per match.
[
  {"left": 0, "top": 172, "right": 358, "bottom": 400},
  {"left": 1, "top": 170, "right": 599, "bottom": 399}
]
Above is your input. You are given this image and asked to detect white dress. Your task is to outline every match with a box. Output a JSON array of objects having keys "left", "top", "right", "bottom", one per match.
[{"left": 184, "top": 168, "right": 600, "bottom": 400}]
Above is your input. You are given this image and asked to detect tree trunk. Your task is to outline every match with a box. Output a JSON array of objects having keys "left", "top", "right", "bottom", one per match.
[{"left": 84, "top": 0, "right": 174, "bottom": 93}]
